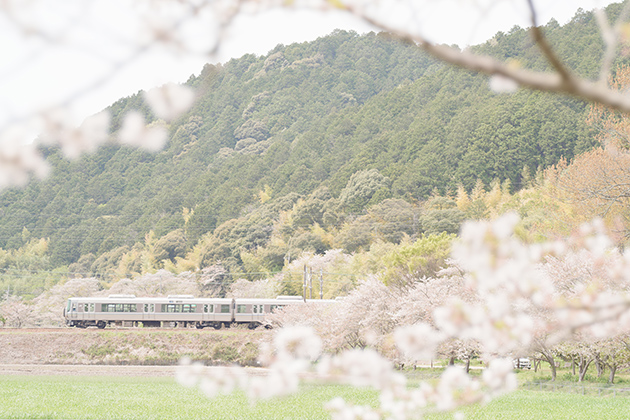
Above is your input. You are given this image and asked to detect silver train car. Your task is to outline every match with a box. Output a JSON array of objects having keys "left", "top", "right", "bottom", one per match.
[{"left": 63, "top": 295, "right": 333, "bottom": 329}]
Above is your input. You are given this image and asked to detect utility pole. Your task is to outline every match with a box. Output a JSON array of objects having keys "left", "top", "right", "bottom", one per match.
[
  {"left": 319, "top": 269, "right": 323, "bottom": 299},
  {"left": 309, "top": 267, "right": 313, "bottom": 299},
  {"left": 303, "top": 265, "right": 307, "bottom": 302}
]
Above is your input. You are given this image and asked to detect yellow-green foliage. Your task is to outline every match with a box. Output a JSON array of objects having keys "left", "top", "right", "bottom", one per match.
[{"left": 380, "top": 233, "right": 455, "bottom": 286}]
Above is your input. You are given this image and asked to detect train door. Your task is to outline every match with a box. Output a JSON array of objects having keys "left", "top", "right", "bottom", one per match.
[
  {"left": 83, "top": 303, "right": 96, "bottom": 320},
  {"left": 203, "top": 303, "right": 214, "bottom": 323},
  {"left": 143, "top": 302, "right": 156, "bottom": 321},
  {"left": 252, "top": 304, "right": 264, "bottom": 324}
]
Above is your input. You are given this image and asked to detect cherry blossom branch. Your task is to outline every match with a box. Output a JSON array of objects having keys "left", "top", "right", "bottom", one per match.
[
  {"left": 339, "top": 1, "right": 630, "bottom": 112},
  {"left": 595, "top": 2, "right": 630, "bottom": 84}
]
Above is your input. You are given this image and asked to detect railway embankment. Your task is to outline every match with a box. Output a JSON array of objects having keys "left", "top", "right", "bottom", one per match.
[{"left": 0, "top": 328, "right": 270, "bottom": 366}]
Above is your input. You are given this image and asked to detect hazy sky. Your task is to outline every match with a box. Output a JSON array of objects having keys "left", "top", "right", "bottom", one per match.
[{"left": 0, "top": 0, "right": 621, "bottom": 132}]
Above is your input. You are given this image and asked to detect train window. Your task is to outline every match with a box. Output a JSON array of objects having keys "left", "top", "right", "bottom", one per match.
[
  {"left": 89, "top": 303, "right": 95, "bottom": 312},
  {"left": 270, "top": 305, "right": 285, "bottom": 312},
  {"left": 144, "top": 304, "right": 149, "bottom": 313},
  {"left": 182, "top": 304, "right": 196, "bottom": 313},
  {"left": 253, "top": 305, "right": 264, "bottom": 314},
  {"left": 84, "top": 304, "right": 88, "bottom": 312},
  {"left": 203, "top": 304, "right": 214, "bottom": 313},
  {"left": 150, "top": 304, "right": 155, "bottom": 313},
  {"left": 220, "top": 304, "right": 230, "bottom": 313},
  {"left": 165, "top": 304, "right": 183, "bottom": 313},
  {"left": 237, "top": 305, "right": 247, "bottom": 313},
  {"left": 116, "top": 304, "right": 123, "bottom": 312}
]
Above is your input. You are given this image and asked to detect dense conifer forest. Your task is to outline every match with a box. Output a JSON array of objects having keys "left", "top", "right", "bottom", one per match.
[{"left": 1, "top": 3, "right": 627, "bottom": 298}]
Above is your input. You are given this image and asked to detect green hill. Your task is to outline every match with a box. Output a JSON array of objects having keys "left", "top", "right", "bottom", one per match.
[{"left": 1, "top": 3, "right": 626, "bottom": 296}]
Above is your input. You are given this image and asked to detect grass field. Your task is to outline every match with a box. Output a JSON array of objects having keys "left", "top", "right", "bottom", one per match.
[
  {"left": 3, "top": 372, "right": 630, "bottom": 419},
  {"left": 449, "top": 390, "right": 630, "bottom": 420},
  {"left": 0, "top": 375, "right": 378, "bottom": 420}
]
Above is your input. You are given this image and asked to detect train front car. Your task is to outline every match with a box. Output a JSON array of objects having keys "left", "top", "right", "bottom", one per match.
[
  {"left": 64, "top": 296, "right": 107, "bottom": 328},
  {"left": 65, "top": 295, "right": 145, "bottom": 329}
]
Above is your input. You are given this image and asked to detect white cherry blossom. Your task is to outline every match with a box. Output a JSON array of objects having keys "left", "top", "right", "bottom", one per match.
[
  {"left": 118, "top": 111, "right": 168, "bottom": 152},
  {"left": 0, "top": 127, "right": 50, "bottom": 189},
  {"left": 144, "top": 83, "right": 195, "bottom": 122}
]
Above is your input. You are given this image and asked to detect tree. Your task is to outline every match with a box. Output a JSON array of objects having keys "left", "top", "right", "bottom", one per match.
[
  {"left": 550, "top": 65, "right": 630, "bottom": 241},
  {"left": 597, "top": 337, "right": 630, "bottom": 383},
  {"left": 419, "top": 197, "right": 465, "bottom": 235},
  {"left": 153, "top": 229, "right": 188, "bottom": 263},
  {"left": 553, "top": 147, "right": 630, "bottom": 240},
  {"left": 337, "top": 169, "right": 391, "bottom": 213},
  {"left": 0, "top": 296, "right": 32, "bottom": 328},
  {"left": 364, "top": 198, "right": 417, "bottom": 244}
]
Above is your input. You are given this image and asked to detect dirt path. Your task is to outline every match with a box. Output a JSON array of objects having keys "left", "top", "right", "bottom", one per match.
[
  {"left": 0, "top": 364, "right": 272, "bottom": 377},
  {"left": 0, "top": 364, "right": 179, "bottom": 376}
]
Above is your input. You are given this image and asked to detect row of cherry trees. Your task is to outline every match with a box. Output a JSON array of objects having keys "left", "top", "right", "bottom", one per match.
[
  {"left": 172, "top": 213, "right": 630, "bottom": 418},
  {"left": 267, "top": 229, "right": 630, "bottom": 386}
]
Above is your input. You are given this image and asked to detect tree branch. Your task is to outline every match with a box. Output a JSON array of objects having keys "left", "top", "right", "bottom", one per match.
[{"left": 342, "top": 3, "right": 630, "bottom": 113}]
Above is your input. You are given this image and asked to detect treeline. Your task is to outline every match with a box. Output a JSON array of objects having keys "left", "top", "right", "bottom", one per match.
[{"left": 0, "top": 3, "right": 626, "bottom": 297}]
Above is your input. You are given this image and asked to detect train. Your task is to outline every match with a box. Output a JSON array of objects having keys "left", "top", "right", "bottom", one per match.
[{"left": 63, "top": 294, "right": 335, "bottom": 329}]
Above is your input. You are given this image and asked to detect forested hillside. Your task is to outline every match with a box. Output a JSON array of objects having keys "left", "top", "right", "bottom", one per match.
[{"left": 0, "top": 3, "right": 625, "bottom": 298}]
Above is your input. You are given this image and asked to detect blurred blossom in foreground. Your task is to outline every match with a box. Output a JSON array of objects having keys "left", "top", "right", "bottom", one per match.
[
  {"left": 118, "top": 111, "right": 169, "bottom": 152},
  {"left": 489, "top": 74, "right": 519, "bottom": 94},
  {"left": 274, "top": 325, "right": 322, "bottom": 361},
  {"left": 39, "top": 109, "right": 111, "bottom": 159},
  {"left": 0, "top": 79, "right": 198, "bottom": 188},
  {"left": 144, "top": 83, "right": 195, "bottom": 122},
  {"left": 482, "top": 358, "right": 518, "bottom": 398},
  {"left": 0, "top": 127, "right": 50, "bottom": 189},
  {"left": 175, "top": 356, "right": 204, "bottom": 388},
  {"left": 326, "top": 397, "right": 380, "bottom": 420},
  {"left": 394, "top": 322, "right": 444, "bottom": 361}
]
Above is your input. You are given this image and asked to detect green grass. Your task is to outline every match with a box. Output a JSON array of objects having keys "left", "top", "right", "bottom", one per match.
[
  {"left": 0, "top": 375, "right": 378, "bottom": 420},
  {"left": 436, "top": 390, "right": 630, "bottom": 420},
  {"left": 4, "top": 373, "right": 630, "bottom": 420}
]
